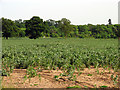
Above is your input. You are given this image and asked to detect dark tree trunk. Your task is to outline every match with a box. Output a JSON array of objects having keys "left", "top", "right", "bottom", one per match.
[
  {"left": 6, "top": 37, "right": 8, "bottom": 39},
  {"left": 119, "top": 37, "right": 120, "bottom": 40}
]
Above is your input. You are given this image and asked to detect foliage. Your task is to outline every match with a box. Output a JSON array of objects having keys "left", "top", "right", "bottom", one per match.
[
  {"left": 1, "top": 17, "right": 119, "bottom": 39},
  {"left": 67, "top": 85, "right": 81, "bottom": 88},
  {"left": 14, "top": 19, "right": 25, "bottom": 28},
  {"left": 25, "top": 16, "right": 44, "bottom": 39},
  {"left": 57, "top": 18, "right": 73, "bottom": 37},
  {"left": 26, "top": 66, "right": 37, "bottom": 78},
  {"left": 87, "top": 74, "right": 92, "bottom": 76},
  {"left": 111, "top": 74, "right": 119, "bottom": 85},
  {"left": 54, "top": 75, "right": 59, "bottom": 81},
  {"left": 99, "top": 86, "right": 108, "bottom": 88},
  {"left": 2, "top": 38, "right": 119, "bottom": 77},
  {"left": 2, "top": 17, "right": 20, "bottom": 39}
]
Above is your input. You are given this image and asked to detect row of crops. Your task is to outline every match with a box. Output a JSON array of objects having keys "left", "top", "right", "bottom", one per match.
[{"left": 2, "top": 38, "right": 120, "bottom": 76}]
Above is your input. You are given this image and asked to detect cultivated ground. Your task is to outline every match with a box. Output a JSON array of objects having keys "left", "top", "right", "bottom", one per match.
[
  {"left": 2, "top": 66, "right": 120, "bottom": 88},
  {"left": 2, "top": 38, "right": 120, "bottom": 88}
]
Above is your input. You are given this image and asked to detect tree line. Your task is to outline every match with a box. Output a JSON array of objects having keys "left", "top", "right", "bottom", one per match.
[{"left": 1, "top": 16, "right": 120, "bottom": 39}]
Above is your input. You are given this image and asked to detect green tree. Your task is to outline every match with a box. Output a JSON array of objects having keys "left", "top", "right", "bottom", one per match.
[
  {"left": 14, "top": 19, "right": 25, "bottom": 28},
  {"left": 78, "top": 25, "right": 90, "bottom": 38},
  {"left": 73, "top": 25, "right": 79, "bottom": 37},
  {"left": 49, "top": 26, "right": 59, "bottom": 37},
  {"left": 113, "top": 24, "right": 120, "bottom": 38},
  {"left": 45, "top": 19, "right": 56, "bottom": 26},
  {"left": 43, "top": 21, "right": 50, "bottom": 36},
  {"left": 25, "top": 16, "right": 44, "bottom": 39},
  {"left": 0, "top": 18, "right": 2, "bottom": 37},
  {"left": 19, "top": 29, "right": 25, "bottom": 37},
  {"left": 58, "top": 18, "right": 73, "bottom": 37},
  {"left": 2, "top": 17, "right": 19, "bottom": 39}
]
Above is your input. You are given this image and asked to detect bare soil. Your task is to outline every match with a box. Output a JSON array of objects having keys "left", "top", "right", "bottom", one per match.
[{"left": 2, "top": 66, "right": 120, "bottom": 88}]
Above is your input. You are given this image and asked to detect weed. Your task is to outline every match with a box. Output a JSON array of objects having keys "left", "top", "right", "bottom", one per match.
[
  {"left": 38, "top": 74, "right": 41, "bottom": 81},
  {"left": 34, "top": 84, "right": 38, "bottom": 86},
  {"left": 111, "top": 74, "right": 118, "bottom": 85},
  {"left": 78, "top": 72, "right": 82, "bottom": 76},
  {"left": 67, "top": 85, "right": 81, "bottom": 88},
  {"left": 26, "top": 66, "right": 37, "bottom": 78},
  {"left": 24, "top": 75, "right": 28, "bottom": 82},
  {"left": 88, "top": 74, "right": 92, "bottom": 76},
  {"left": 84, "top": 86, "right": 88, "bottom": 88},
  {"left": 54, "top": 75, "right": 59, "bottom": 81},
  {"left": 99, "top": 86, "right": 108, "bottom": 88}
]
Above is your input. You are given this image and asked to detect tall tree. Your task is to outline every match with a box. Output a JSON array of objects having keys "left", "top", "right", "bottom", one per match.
[
  {"left": 25, "top": 16, "right": 44, "bottom": 39},
  {"left": 14, "top": 19, "right": 25, "bottom": 28},
  {"left": 2, "top": 17, "right": 19, "bottom": 39},
  {"left": 58, "top": 18, "right": 73, "bottom": 37},
  {"left": 0, "top": 18, "right": 2, "bottom": 37},
  {"left": 46, "top": 19, "right": 56, "bottom": 26}
]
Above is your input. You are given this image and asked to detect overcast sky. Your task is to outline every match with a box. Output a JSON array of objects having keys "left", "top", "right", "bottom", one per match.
[{"left": 0, "top": 0, "right": 120, "bottom": 25}]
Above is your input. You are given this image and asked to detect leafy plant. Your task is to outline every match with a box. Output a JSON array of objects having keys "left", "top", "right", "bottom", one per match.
[
  {"left": 54, "top": 75, "right": 59, "bottom": 81},
  {"left": 78, "top": 72, "right": 82, "bottom": 76},
  {"left": 111, "top": 74, "right": 118, "bottom": 85},
  {"left": 66, "top": 85, "right": 81, "bottom": 88},
  {"left": 100, "top": 71, "right": 103, "bottom": 75},
  {"left": 99, "top": 86, "right": 108, "bottom": 88},
  {"left": 88, "top": 74, "right": 92, "bottom": 76},
  {"left": 84, "top": 86, "right": 88, "bottom": 88},
  {"left": 2, "top": 38, "right": 119, "bottom": 80},
  {"left": 94, "top": 84, "right": 97, "bottom": 88},
  {"left": 97, "top": 69, "right": 99, "bottom": 74},
  {"left": 34, "top": 84, "right": 38, "bottom": 86},
  {"left": 37, "top": 67, "right": 42, "bottom": 72},
  {"left": 38, "top": 74, "right": 41, "bottom": 81},
  {"left": 26, "top": 66, "right": 37, "bottom": 78},
  {"left": 23, "top": 75, "right": 28, "bottom": 82}
]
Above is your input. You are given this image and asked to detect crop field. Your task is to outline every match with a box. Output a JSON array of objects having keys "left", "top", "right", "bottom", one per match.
[{"left": 2, "top": 38, "right": 120, "bottom": 88}]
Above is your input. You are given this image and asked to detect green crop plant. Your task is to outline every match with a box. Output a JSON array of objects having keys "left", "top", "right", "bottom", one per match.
[
  {"left": 111, "top": 74, "right": 118, "bottom": 85},
  {"left": 38, "top": 74, "right": 41, "bottom": 81},
  {"left": 34, "top": 84, "right": 38, "bottom": 86},
  {"left": 68, "top": 75, "right": 77, "bottom": 81},
  {"left": 99, "top": 86, "right": 108, "bottom": 88},
  {"left": 94, "top": 84, "right": 97, "bottom": 88},
  {"left": 87, "top": 74, "right": 92, "bottom": 76},
  {"left": 78, "top": 72, "right": 82, "bottom": 76},
  {"left": 66, "top": 85, "right": 81, "bottom": 88},
  {"left": 84, "top": 86, "right": 88, "bottom": 88},
  {"left": 96, "top": 69, "right": 99, "bottom": 74},
  {"left": 54, "top": 75, "right": 59, "bottom": 81},
  {"left": 2, "top": 38, "right": 119, "bottom": 81},
  {"left": 23, "top": 75, "right": 28, "bottom": 82},
  {"left": 26, "top": 66, "right": 37, "bottom": 78}
]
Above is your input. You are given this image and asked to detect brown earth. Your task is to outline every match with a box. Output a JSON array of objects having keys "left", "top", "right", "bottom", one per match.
[{"left": 2, "top": 66, "right": 120, "bottom": 88}]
